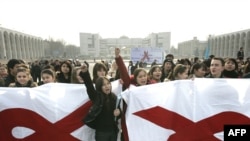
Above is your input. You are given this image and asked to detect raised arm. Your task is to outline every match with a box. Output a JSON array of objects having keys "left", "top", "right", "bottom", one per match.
[
  {"left": 79, "top": 63, "right": 97, "bottom": 101},
  {"left": 115, "top": 48, "right": 131, "bottom": 89}
]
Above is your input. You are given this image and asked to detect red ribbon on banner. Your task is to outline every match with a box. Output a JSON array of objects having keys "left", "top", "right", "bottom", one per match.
[
  {"left": 141, "top": 51, "right": 150, "bottom": 62},
  {"left": 134, "top": 106, "right": 250, "bottom": 141},
  {"left": 0, "top": 101, "right": 92, "bottom": 141}
]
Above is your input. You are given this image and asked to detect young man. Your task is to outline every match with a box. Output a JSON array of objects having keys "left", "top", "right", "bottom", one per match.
[
  {"left": 206, "top": 57, "right": 224, "bottom": 78},
  {"left": 4, "top": 59, "right": 22, "bottom": 86}
]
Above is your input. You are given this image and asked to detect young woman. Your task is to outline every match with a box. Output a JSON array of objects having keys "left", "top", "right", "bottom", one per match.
[
  {"left": 92, "top": 62, "right": 112, "bottom": 83},
  {"left": 40, "top": 69, "right": 57, "bottom": 85},
  {"left": 115, "top": 48, "right": 154, "bottom": 88},
  {"left": 189, "top": 63, "right": 207, "bottom": 78},
  {"left": 223, "top": 58, "right": 239, "bottom": 78},
  {"left": 0, "top": 64, "right": 8, "bottom": 80},
  {"left": 148, "top": 65, "right": 162, "bottom": 83},
  {"left": 0, "top": 64, "right": 8, "bottom": 86},
  {"left": 80, "top": 64, "right": 121, "bottom": 141},
  {"left": 165, "top": 64, "right": 189, "bottom": 81},
  {"left": 160, "top": 59, "right": 175, "bottom": 82},
  {"left": 9, "top": 67, "right": 37, "bottom": 87},
  {"left": 114, "top": 47, "right": 155, "bottom": 141},
  {"left": 56, "top": 61, "right": 72, "bottom": 83}
]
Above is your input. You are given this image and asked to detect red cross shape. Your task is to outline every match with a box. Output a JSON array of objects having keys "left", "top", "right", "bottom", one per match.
[
  {"left": 141, "top": 51, "right": 150, "bottom": 62},
  {"left": 134, "top": 106, "right": 250, "bottom": 141},
  {"left": 0, "top": 101, "right": 92, "bottom": 141}
]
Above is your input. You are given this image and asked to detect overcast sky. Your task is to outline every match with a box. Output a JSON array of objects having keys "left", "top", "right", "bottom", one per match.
[{"left": 1, "top": 0, "right": 250, "bottom": 47}]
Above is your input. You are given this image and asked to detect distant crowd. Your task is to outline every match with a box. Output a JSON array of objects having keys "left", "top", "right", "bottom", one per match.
[
  {"left": 0, "top": 47, "right": 250, "bottom": 141},
  {"left": 0, "top": 47, "right": 250, "bottom": 88}
]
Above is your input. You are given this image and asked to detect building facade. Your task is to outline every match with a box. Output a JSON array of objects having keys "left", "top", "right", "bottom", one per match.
[
  {"left": 79, "top": 32, "right": 171, "bottom": 59},
  {"left": 177, "top": 37, "right": 207, "bottom": 59},
  {"left": 0, "top": 27, "right": 45, "bottom": 60},
  {"left": 209, "top": 29, "right": 250, "bottom": 59}
]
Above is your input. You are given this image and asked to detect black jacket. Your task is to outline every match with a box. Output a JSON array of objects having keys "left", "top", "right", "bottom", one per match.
[
  {"left": 80, "top": 71, "right": 120, "bottom": 131},
  {"left": 4, "top": 74, "right": 15, "bottom": 87}
]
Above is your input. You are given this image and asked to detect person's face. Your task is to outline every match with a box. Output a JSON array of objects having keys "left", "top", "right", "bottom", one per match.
[
  {"left": 42, "top": 73, "right": 55, "bottom": 84},
  {"left": 97, "top": 69, "right": 106, "bottom": 77},
  {"left": 164, "top": 62, "right": 172, "bottom": 71},
  {"left": 76, "top": 69, "right": 84, "bottom": 83},
  {"left": 236, "top": 60, "right": 242, "bottom": 70},
  {"left": 225, "top": 60, "right": 236, "bottom": 71},
  {"left": 210, "top": 59, "right": 224, "bottom": 77},
  {"left": 152, "top": 68, "right": 162, "bottom": 81},
  {"left": 0, "top": 66, "right": 7, "bottom": 75},
  {"left": 101, "top": 79, "right": 111, "bottom": 95},
  {"left": 177, "top": 68, "right": 189, "bottom": 80},
  {"left": 136, "top": 71, "right": 147, "bottom": 86},
  {"left": 10, "top": 64, "right": 21, "bottom": 75},
  {"left": 194, "top": 67, "right": 206, "bottom": 77},
  {"left": 183, "top": 63, "right": 191, "bottom": 71},
  {"left": 16, "top": 72, "right": 29, "bottom": 85},
  {"left": 61, "top": 63, "right": 70, "bottom": 74}
]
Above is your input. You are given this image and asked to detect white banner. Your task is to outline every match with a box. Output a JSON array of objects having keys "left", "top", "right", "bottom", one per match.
[
  {"left": 122, "top": 79, "right": 250, "bottom": 141},
  {"left": 0, "top": 80, "right": 122, "bottom": 141},
  {"left": 130, "top": 47, "right": 164, "bottom": 64}
]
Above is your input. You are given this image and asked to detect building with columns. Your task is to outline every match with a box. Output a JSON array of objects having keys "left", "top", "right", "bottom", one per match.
[
  {"left": 209, "top": 29, "right": 250, "bottom": 59},
  {"left": 79, "top": 32, "right": 171, "bottom": 59},
  {"left": 177, "top": 37, "right": 207, "bottom": 59},
  {"left": 0, "top": 27, "right": 45, "bottom": 60}
]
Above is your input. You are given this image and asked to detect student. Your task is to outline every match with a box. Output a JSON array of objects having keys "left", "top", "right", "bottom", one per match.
[
  {"left": 4, "top": 59, "right": 22, "bottom": 86},
  {"left": 38, "top": 65, "right": 56, "bottom": 85},
  {"left": 0, "top": 64, "right": 8, "bottom": 80},
  {"left": 223, "top": 58, "right": 239, "bottom": 78},
  {"left": 0, "top": 64, "right": 8, "bottom": 87},
  {"left": 115, "top": 48, "right": 154, "bottom": 88},
  {"left": 165, "top": 64, "right": 189, "bottom": 81},
  {"left": 160, "top": 59, "right": 175, "bottom": 82},
  {"left": 9, "top": 67, "right": 37, "bottom": 87},
  {"left": 147, "top": 65, "right": 162, "bottom": 83},
  {"left": 206, "top": 57, "right": 225, "bottom": 78},
  {"left": 115, "top": 47, "right": 154, "bottom": 141},
  {"left": 56, "top": 61, "right": 72, "bottom": 83},
  {"left": 40, "top": 69, "right": 57, "bottom": 85},
  {"left": 80, "top": 64, "right": 121, "bottom": 141},
  {"left": 189, "top": 63, "right": 207, "bottom": 78},
  {"left": 92, "top": 62, "right": 112, "bottom": 83}
]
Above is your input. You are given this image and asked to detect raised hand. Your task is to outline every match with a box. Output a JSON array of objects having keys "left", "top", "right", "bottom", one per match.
[
  {"left": 115, "top": 48, "right": 120, "bottom": 58},
  {"left": 80, "top": 63, "right": 88, "bottom": 73}
]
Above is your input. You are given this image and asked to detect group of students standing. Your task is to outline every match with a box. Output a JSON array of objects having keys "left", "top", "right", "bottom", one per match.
[
  {"left": 0, "top": 58, "right": 122, "bottom": 141},
  {"left": 1, "top": 47, "right": 250, "bottom": 141}
]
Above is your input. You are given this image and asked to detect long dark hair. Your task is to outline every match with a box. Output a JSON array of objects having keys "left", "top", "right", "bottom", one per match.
[
  {"left": 168, "top": 64, "right": 187, "bottom": 81},
  {"left": 95, "top": 77, "right": 116, "bottom": 105},
  {"left": 92, "top": 62, "right": 107, "bottom": 83}
]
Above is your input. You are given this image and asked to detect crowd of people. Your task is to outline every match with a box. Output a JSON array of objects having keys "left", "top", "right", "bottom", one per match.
[{"left": 1, "top": 47, "right": 250, "bottom": 141}]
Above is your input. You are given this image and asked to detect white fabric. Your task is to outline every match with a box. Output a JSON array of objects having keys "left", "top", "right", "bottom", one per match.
[
  {"left": 0, "top": 80, "right": 122, "bottom": 141},
  {"left": 122, "top": 78, "right": 250, "bottom": 141}
]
